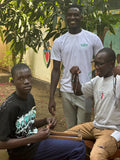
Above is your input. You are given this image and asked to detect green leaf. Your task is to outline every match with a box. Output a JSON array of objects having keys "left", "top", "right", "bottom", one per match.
[
  {"left": 44, "top": 31, "right": 57, "bottom": 41},
  {"left": 4, "top": 34, "right": 13, "bottom": 44},
  {"left": 53, "top": 14, "right": 57, "bottom": 29}
]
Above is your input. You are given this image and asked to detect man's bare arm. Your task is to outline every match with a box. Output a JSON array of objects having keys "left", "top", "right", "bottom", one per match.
[
  {"left": 0, "top": 128, "right": 50, "bottom": 149},
  {"left": 48, "top": 60, "right": 61, "bottom": 115}
]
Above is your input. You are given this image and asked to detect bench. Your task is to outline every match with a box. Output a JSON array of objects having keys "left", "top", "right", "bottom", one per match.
[
  {"left": 0, "top": 150, "right": 9, "bottom": 160},
  {"left": 85, "top": 140, "right": 120, "bottom": 160}
]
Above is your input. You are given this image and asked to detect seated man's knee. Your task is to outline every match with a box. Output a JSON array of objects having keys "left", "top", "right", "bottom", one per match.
[
  {"left": 90, "top": 135, "right": 117, "bottom": 160},
  {"left": 90, "top": 147, "right": 108, "bottom": 160}
]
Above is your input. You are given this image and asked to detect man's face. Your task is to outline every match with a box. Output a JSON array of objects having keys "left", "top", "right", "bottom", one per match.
[
  {"left": 13, "top": 68, "right": 32, "bottom": 98},
  {"left": 94, "top": 52, "right": 113, "bottom": 78},
  {"left": 66, "top": 7, "right": 82, "bottom": 29}
]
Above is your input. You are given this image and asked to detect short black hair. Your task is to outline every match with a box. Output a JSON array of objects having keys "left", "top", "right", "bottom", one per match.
[
  {"left": 65, "top": 4, "right": 82, "bottom": 15},
  {"left": 97, "top": 47, "right": 116, "bottom": 62},
  {"left": 11, "top": 63, "right": 30, "bottom": 77}
]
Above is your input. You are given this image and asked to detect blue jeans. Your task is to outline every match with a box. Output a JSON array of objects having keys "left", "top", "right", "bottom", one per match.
[{"left": 33, "top": 138, "right": 85, "bottom": 160}]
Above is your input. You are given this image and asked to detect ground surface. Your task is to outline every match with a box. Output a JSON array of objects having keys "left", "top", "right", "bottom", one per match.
[{"left": 32, "top": 81, "right": 67, "bottom": 131}]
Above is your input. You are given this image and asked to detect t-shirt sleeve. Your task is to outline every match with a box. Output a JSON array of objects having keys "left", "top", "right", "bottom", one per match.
[
  {"left": 0, "top": 102, "right": 19, "bottom": 141},
  {"left": 51, "top": 39, "right": 62, "bottom": 61},
  {"left": 81, "top": 76, "right": 98, "bottom": 98},
  {"left": 93, "top": 36, "right": 103, "bottom": 56}
]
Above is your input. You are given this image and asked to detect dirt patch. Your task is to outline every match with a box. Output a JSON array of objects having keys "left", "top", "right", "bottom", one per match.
[{"left": 32, "top": 81, "right": 67, "bottom": 131}]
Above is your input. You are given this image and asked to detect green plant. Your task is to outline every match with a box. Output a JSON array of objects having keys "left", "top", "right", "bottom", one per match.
[{"left": 0, "top": 0, "right": 43, "bottom": 65}]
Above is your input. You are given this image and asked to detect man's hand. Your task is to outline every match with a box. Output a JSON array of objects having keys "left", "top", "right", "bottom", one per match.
[
  {"left": 48, "top": 98, "right": 56, "bottom": 116},
  {"left": 70, "top": 66, "right": 82, "bottom": 96},
  {"left": 33, "top": 128, "right": 50, "bottom": 142},
  {"left": 70, "top": 66, "right": 81, "bottom": 75},
  {"left": 46, "top": 117, "right": 57, "bottom": 129}
]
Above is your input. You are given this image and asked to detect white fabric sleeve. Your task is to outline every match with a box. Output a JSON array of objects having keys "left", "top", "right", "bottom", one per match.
[
  {"left": 81, "top": 76, "right": 98, "bottom": 98},
  {"left": 93, "top": 36, "right": 103, "bottom": 56},
  {"left": 111, "top": 131, "right": 120, "bottom": 142},
  {"left": 51, "top": 39, "right": 61, "bottom": 61},
  {"left": 81, "top": 79, "right": 93, "bottom": 98}
]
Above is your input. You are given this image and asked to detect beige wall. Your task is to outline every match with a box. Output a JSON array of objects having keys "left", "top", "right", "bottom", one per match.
[
  {"left": 0, "top": 33, "right": 52, "bottom": 82},
  {"left": 0, "top": 41, "right": 7, "bottom": 60},
  {"left": 23, "top": 27, "right": 53, "bottom": 83},
  {"left": 24, "top": 27, "right": 53, "bottom": 83},
  {"left": 24, "top": 46, "right": 52, "bottom": 83},
  {"left": 0, "top": 38, "right": 10, "bottom": 72}
]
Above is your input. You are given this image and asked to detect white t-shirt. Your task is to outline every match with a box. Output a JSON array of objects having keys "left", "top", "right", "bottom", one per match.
[
  {"left": 51, "top": 29, "right": 103, "bottom": 93},
  {"left": 82, "top": 75, "right": 120, "bottom": 131}
]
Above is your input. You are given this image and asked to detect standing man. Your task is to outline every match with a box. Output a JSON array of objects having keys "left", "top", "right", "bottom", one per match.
[{"left": 48, "top": 4, "right": 103, "bottom": 129}]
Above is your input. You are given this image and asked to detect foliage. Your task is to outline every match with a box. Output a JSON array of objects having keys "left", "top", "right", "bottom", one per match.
[
  {"left": 0, "top": 0, "right": 43, "bottom": 64},
  {"left": 81, "top": 0, "right": 120, "bottom": 43},
  {"left": 0, "top": 0, "right": 120, "bottom": 65},
  {"left": 40, "top": 0, "right": 120, "bottom": 44}
]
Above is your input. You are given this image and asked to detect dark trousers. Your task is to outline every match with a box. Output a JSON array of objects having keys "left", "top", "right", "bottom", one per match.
[{"left": 33, "top": 138, "right": 85, "bottom": 160}]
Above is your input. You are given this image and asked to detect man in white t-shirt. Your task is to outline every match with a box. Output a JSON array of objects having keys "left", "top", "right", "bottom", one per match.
[
  {"left": 66, "top": 48, "right": 120, "bottom": 160},
  {"left": 48, "top": 4, "right": 103, "bottom": 129}
]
